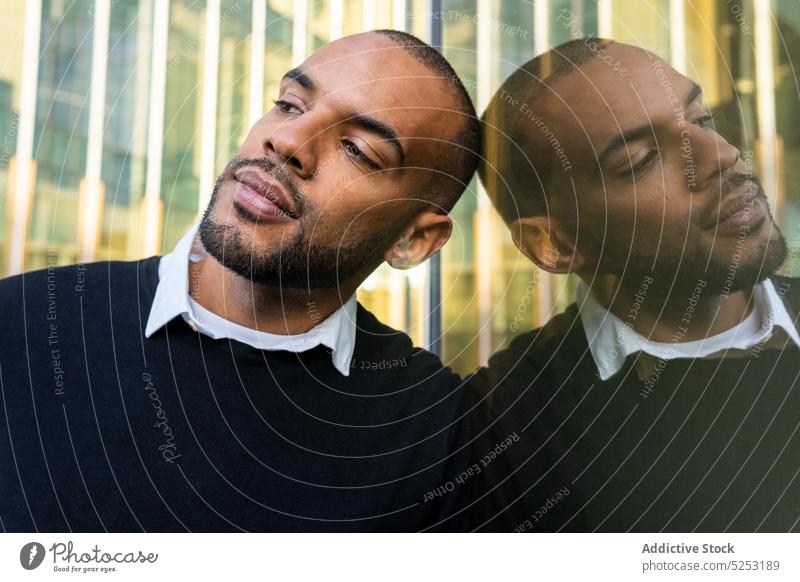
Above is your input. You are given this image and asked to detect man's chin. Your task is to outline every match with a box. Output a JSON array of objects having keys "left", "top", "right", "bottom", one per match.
[
  {"left": 698, "top": 229, "right": 788, "bottom": 295},
  {"left": 207, "top": 202, "right": 298, "bottom": 249},
  {"left": 612, "top": 230, "right": 787, "bottom": 299},
  {"left": 198, "top": 213, "right": 375, "bottom": 290}
]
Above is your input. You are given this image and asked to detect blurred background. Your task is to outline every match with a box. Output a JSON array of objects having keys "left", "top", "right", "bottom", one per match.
[{"left": 0, "top": 0, "right": 798, "bottom": 376}]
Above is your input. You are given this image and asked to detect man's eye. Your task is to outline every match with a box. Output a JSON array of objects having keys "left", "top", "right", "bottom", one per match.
[
  {"left": 272, "top": 99, "right": 302, "bottom": 114},
  {"left": 343, "top": 140, "right": 380, "bottom": 171},
  {"left": 619, "top": 150, "right": 658, "bottom": 179},
  {"left": 694, "top": 113, "right": 713, "bottom": 128}
]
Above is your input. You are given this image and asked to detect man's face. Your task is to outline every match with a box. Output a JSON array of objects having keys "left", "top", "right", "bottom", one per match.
[
  {"left": 199, "top": 33, "right": 463, "bottom": 290},
  {"left": 538, "top": 43, "right": 786, "bottom": 295}
]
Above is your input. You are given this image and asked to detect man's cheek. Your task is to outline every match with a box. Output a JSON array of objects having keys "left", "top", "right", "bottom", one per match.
[{"left": 315, "top": 204, "right": 370, "bottom": 242}]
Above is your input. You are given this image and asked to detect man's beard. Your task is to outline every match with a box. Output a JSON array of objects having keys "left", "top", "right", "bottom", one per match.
[
  {"left": 198, "top": 157, "right": 405, "bottom": 290},
  {"left": 614, "top": 194, "right": 788, "bottom": 298}
]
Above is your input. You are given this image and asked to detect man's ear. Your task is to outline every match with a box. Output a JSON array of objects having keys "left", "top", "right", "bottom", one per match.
[
  {"left": 385, "top": 210, "right": 453, "bottom": 270},
  {"left": 509, "top": 216, "right": 580, "bottom": 274}
]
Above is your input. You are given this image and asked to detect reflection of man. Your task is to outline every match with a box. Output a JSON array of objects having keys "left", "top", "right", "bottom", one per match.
[
  {"left": 472, "top": 38, "right": 800, "bottom": 531},
  {"left": 0, "top": 31, "right": 480, "bottom": 532}
]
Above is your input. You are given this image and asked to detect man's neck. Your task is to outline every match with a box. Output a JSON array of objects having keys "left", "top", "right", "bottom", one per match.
[
  {"left": 190, "top": 257, "right": 359, "bottom": 335},
  {"left": 584, "top": 274, "right": 757, "bottom": 343}
]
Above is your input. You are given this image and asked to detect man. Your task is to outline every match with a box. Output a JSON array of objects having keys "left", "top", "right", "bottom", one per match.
[
  {"left": 471, "top": 38, "right": 800, "bottom": 532},
  {"left": 0, "top": 30, "right": 480, "bottom": 532}
]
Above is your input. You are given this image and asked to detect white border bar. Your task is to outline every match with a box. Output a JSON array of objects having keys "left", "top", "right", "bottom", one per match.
[{"left": 3, "top": 533, "right": 798, "bottom": 580}]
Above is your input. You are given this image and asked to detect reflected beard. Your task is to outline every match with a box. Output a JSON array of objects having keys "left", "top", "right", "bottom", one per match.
[
  {"left": 616, "top": 216, "right": 788, "bottom": 298},
  {"left": 701, "top": 225, "right": 788, "bottom": 294}
]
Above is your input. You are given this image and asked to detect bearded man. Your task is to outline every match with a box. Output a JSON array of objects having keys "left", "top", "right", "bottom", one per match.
[{"left": 0, "top": 30, "right": 479, "bottom": 532}]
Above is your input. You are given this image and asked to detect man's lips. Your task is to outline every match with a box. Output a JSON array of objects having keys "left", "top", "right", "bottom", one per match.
[
  {"left": 232, "top": 168, "right": 298, "bottom": 219},
  {"left": 704, "top": 179, "right": 765, "bottom": 233}
]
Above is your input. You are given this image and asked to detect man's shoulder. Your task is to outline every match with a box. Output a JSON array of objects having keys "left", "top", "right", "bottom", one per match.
[
  {"left": 354, "top": 301, "right": 427, "bottom": 356},
  {"left": 466, "top": 302, "right": 589, "bottom": 406},
  {"left": 0, "top": 257, "right": 162, "bottom": 337},
  {"left": 353, "top": 302, "right": 462, "bottom": 382},
  {"left": 0, "top": 257, "right": 161, "bottom": 298},
  {"left": 493, "top": 303, "right": 584, "bottom": 369},
  {"left": 771, "top": 273, "right": 800, "bottom": 288},
  {"left": 772, "top": 274, "right": 800, "bottom": 308}
]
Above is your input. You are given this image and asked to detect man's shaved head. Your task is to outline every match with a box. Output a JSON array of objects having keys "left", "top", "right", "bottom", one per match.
[
  {"left": 374, "top": 29, "right": 481, "bottom": 212},
  {"left": 479, "top": 37, "right": 616, "bottom": 223}
]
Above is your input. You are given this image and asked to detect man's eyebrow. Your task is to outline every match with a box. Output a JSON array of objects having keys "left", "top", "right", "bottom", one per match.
[
  {"left": 349, "top": 113, "right": 405, "bottom": 165},
  {"left": 282, "top": 68, "right": 316, "bottom": 92},
  {"left": 597, "top": 81, "right": 704, "bottom": 168},
  {"left": 280, "top": 70, "right": 405, "bottom": 165},
  {"left": 685, "top": 81, "right": 703, "bottom": 108}
]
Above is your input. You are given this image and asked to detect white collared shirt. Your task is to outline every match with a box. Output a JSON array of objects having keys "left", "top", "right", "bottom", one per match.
[
  {"left": 577, "top": 278, "right": 800, "bottom": 381},
  {"left": 144, "top": 223, "right": 357, "bottom": 376}
]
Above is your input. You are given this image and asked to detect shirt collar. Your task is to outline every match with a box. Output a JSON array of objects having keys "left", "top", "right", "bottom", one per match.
[
  {"left": 144, "top": 223, "right": 197, "bottom": 339},
  {"left": 145, "top": 223, "right": 357, "bottom": 376},
  {"left": 577, "top": 278, "right": 800, "bottom": 381}
]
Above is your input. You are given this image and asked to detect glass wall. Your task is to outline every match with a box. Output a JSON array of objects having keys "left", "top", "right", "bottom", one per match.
[
  {"left": 28, "top": 0, "right": 94, "bottom": 270},
  {"left": 775, "top": 0, "right": 800, "bottom": 272},
  {"left": 100, "top": 0, "right": 151, "bottom": 260},
  {"left": 1, "top": 0, "right": 797, "bottom": 376}
]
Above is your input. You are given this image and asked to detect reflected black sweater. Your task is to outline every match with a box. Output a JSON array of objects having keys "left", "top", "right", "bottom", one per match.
[
  {"left": 469, "top": 276, "right": 800, "bottom": 532},
  {"left": 0, "top": 257, "right": 471, "bottom": 532}
]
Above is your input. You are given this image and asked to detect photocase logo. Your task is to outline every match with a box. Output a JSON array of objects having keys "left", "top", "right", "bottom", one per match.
[{"left": 20, "top": 542, "right": 46, "bottom": 570}]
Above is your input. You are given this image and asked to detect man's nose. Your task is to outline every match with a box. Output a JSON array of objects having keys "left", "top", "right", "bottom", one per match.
[
  {"left": 713, "top": 134, "right": 741, "bottom": 176},
  {"left": 694, "top": 127, "right": 741, "bottom": 188},
  {"left": 263, "top": 120, "right": 317, "bottom": 179},
  {"left": 681, "top": 127, "right": 744, "bottom": 190}
]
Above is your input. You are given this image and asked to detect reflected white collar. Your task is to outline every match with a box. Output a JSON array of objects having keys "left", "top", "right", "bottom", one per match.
[{"left": 577, "top": 278, "right": 800, "bottom": 381}]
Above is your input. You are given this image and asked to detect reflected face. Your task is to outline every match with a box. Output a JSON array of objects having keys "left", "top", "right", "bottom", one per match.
[
  {"left": 540, "top": 43, "right": 786, "bottom": 294},
  {"left": 199, "top": 32, "right": 463, "bottom": 290}
]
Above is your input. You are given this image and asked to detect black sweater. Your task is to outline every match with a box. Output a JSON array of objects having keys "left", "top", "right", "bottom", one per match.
[
  {"left": 0, "top": 257, "right": 471, "bottom": 532},
  {"left": 469, "top": 276, "right": 800, "bottom": 532}
]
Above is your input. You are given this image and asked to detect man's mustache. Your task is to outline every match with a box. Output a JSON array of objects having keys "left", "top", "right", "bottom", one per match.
[
  {"left": 694, "top": 171, "right": 770, "bottom": 229},
  {"left": 717, "top": 171, "right": 764, "bottom": 200},
  {"left": 223, "top": 155, "right": 306, "bottom": 215}
]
